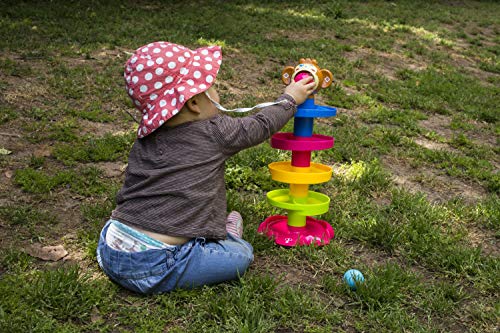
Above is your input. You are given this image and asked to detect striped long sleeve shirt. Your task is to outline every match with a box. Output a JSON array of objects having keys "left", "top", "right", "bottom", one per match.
[{"left": 111, "top": 94, "right": 297, "bottom": 239}]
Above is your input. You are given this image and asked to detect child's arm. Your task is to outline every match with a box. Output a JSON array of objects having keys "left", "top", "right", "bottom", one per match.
[{"left": 211, "top": 78, "right": 315, "bottom": 155}]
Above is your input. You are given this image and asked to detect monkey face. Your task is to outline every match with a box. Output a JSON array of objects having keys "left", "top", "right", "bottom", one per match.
[
  {"left": 293, "top": 63, "right": 321, "bottom": 89},
  {"left": 282, "top": 59, "right": 333, "bottom": 93}
]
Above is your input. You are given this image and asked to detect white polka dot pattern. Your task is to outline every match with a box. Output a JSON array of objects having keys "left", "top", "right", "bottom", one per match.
[{"left": 124, "top": 41, "right": 222, "bottom": 138}]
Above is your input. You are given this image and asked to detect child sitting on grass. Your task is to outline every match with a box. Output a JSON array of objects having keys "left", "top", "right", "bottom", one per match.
[{"left": 96, "top": 41, "right": 315, "bottom": 294}]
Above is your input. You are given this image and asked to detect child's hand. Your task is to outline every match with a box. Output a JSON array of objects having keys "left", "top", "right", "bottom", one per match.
[{"left": 284, "top": 77, "right": 316, "bottom": 105}]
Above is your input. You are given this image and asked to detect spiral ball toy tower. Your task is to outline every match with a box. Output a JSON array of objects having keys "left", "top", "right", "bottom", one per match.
[{"left": 258, "top": 59, "right": 337, "bottom": 247}]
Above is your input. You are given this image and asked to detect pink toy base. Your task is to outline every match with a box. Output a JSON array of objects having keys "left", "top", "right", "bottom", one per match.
[{"left": 258, "top": 215, "right": 334, "bottom": 247}]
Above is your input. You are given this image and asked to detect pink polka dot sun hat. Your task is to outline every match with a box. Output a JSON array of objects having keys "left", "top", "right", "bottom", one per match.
[{"left": 124, "top": 41, "right": 222, "bottom": 138}]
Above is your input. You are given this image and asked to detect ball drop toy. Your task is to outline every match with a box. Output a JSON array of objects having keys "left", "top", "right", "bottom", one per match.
[
  {"left": 257, "top": 58, "right": 337, "bottom": 247},
  {"left": 343, "top": 269, "right": 365, "bottom": 290}
]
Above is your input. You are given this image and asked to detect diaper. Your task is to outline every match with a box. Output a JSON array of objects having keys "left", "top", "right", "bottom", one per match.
[{"left": 106, "top": 220, "right": 169, "bottom": 252}]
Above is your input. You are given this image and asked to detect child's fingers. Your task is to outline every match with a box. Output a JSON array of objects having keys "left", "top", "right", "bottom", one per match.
[
  {"left": 298, "top": 76, "right": 314, "bottom": 84},
  {"left": 300, "top": 79, "right": 316, "bottom": 90},
  {"left": 305, "top": 81, "right": 316, "bottom": 92},
  {"left": 305, "top": 81, "right": 316, "bottom": 88}
]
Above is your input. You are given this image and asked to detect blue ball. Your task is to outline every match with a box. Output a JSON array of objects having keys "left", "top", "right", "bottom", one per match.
[{"left": 343, "top": 269, "right": 365, "bottom": 290}]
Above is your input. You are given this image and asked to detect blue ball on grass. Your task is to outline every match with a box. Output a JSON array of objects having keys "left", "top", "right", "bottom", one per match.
[{"left": 343, "top": 269, "right": 365, "bottom": 290}]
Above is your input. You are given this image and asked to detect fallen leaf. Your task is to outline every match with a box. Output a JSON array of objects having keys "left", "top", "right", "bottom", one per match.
[
  {"left": 27, "top": 244, "right": 68, "bottom": 261},
  {"left": 0, "top": 148, "right": 12, "bottom": 155}
]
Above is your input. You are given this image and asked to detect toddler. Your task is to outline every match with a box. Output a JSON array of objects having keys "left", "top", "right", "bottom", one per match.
[{"left": 96, "top": 41, "right": 315, "bottom": 294}]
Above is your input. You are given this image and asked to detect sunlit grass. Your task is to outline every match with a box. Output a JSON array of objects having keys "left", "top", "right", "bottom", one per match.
[{"left": 344, "top": 18, "right": 454, "bottom": 46}]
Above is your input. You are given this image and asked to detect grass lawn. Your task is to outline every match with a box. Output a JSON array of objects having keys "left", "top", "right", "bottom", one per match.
[{"left": 0, "top": 0, "right": 498, "bottom": 332}]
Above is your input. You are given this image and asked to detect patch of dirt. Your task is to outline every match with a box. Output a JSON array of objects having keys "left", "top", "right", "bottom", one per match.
[
  {"left": 89, "top": 47, "right": 130, "bottom": 62},
  {"left": 459, "top": 119, "right": 499, "bottom": 150},
  {"left": 252, "top": 253, "right": 322, "bottom": 287},
  {"left": 265, "top": 29, "right": 325, "bottom": 43},
  {"left": 414, "top": 137, "right": 451, "bottom": 151},
  {"left": 417, "top": 114, "right": 499, "bottom": 168},
  {"left": 467, "top": 226, "right": 499, "bottom": 257},
  {"left": 343, "top": 239, "right": 396, "bottom": 266},
  {"left": 0, "top": 131, "right": 26, "bottom": 156},
  {"left": 78, "top": 118, "right": 128, "bottom": 137},
  {"left": 0, "top": 134, "right": 55, "bottom": 166},
  {"left": 0, "top": 198, "right": 82, "bottom": 259},
  {"left": 442, "top": 27, "right": 498, "bottom": 83},
  {"left": 419, "top": 114, "right": 453, "bottom": 136},
  {"left": 412, "top": 136, "right": 465, "bottom": 158},
  {"left": 220, "top": 52, "right": 286, "bottom": 104},
  {"left": 449, "top": 52, "right": 497, "bottom": 83},
  {"left": 95, "top": 161, "right": 127, "bottom": 178},
  {"left": 344, "top": 46, "right": 428, "bottom": 80},
  {"left": 2, "top": 76, "right": 50, "bottom": 110},
  {"left": 381, "top": 155, "right": 487, "bottom": 203}
]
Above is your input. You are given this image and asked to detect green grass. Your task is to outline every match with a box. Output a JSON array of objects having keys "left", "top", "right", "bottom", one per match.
[
  {"left": 369, "top": 68, "right": 499, "bottom": 123},
  {"left": 0, "top": 105, "right": 18, "bottom": 125},
  {"left": 405, "top": 144, "right": 499, "bottom": 194},
  {"left": 0, "top": 265, "right": 114, "bottom": 332},
  {"left": 65, "top": 101, "right": 115, "bottom": 123},
  {"left": 53, "top": 132, "right": 134, "bottom": 165},
  {"left": 14, "top": 166, "right": 111, "bottom": 196},
  {"left": 0, "top": 0, "right": 499, "bottom": 332},
  {"left": 0, "top": 205, "right": 57, "bottom": 227},
  {"left": 0, "top": 204, "right": 58, "bottom": 241},
  {"left": 79, "top": 197, "right": 117, "bottom": 260}
]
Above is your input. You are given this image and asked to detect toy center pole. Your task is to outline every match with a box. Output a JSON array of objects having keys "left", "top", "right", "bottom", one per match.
[
  {"left": 288, "top": 109, "right": 314, "bottom": 227},
  {"left": 293, "top": 113, "right": 314, "bottom": 136}
]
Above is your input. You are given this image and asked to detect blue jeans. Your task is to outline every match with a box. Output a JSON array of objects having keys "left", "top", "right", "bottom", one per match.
[{"left": 96, "top": 220, "right": 254, "bottom": 294}]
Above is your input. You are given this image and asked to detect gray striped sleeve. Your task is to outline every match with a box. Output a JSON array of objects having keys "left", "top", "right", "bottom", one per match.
[{"left": 210, "top": 94, "right": 297, "bottom": 156}]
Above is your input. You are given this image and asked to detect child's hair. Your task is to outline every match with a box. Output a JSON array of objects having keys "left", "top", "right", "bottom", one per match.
[{"left": 124, "top": 41, "right": 222, "bottom": 138}]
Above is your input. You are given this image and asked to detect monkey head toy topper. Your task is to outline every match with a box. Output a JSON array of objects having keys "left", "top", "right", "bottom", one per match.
[{"left": 281, "top": 58, "right": 333, "bottom": 94}]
